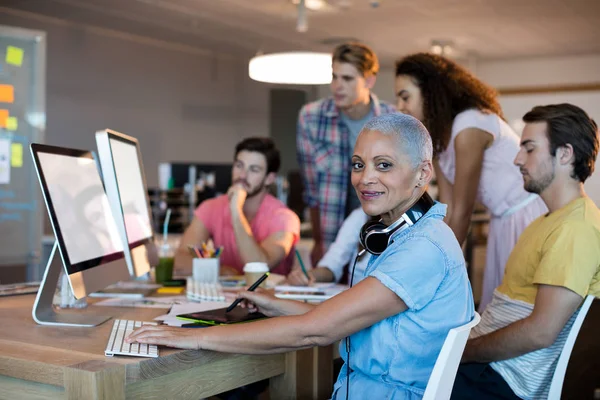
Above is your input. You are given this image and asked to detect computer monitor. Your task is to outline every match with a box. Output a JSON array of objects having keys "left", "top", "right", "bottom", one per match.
[
  {"left": 30, "top": 143, "right": 132, "bottom": 326},
  {"left": 95, "top": 129, "right": 156, "bottom": 278}
]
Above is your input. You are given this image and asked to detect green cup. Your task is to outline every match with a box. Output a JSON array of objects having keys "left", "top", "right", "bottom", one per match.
[
  {"left": 155, "top": 257, "right": 174, "bottom": 284},
  {"left": 155, "top": 243, "right": 174, "bottom": 284}
]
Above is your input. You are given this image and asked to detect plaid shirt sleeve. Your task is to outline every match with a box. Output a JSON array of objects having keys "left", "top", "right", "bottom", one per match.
[{"left": 296, "top": 105, "right": 319, "bottom": 208}]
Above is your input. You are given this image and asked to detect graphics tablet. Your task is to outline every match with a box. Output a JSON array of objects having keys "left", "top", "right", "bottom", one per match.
[{"left": 176, "top": 307, "right": 267, "bottom": 326}]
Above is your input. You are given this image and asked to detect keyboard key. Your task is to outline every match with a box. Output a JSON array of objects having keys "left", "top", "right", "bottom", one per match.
[{"left": 104, "top": 319, "right": 159, "bottom": 358}]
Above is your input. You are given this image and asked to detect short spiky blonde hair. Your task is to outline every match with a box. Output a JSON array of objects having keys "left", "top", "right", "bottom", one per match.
[{"left": 332, "top": 42, "right": 379, "bottom": 77}]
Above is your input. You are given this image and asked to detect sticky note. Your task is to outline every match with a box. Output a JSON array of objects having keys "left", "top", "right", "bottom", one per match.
[
  {"left": 0, "top": 110, "right": 8, "bottom": 128},
  {"left": 6, "top": 46, "right": 24, "bottom": 67},
  {"left": 0, "top": 85, "right": 14, "bottom": 103},
  {"left": 6, "top": 117, "right": 17, "bottom": 131},
  {"left": 10, "top": 143, "right": 22, "bottom": 168},
  {"left": 156, "top": 287, "right": 185, "bottom": 294}
]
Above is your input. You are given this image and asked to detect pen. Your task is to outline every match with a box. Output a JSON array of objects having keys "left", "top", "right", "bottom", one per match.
[
  {"left": 295, "top": 249, "right": 310, "bottom": 279},
  {"left": 225, "top": 272, "right": 270, "bottom": 313}
]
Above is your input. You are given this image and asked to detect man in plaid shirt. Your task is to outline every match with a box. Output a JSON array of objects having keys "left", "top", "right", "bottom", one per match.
[{"left": 297, "top": 43, "right": 396, "bottom": 265}]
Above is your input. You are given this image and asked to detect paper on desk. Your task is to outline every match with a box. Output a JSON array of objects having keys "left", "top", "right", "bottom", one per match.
[
  {"left": 155, "top": 300, "right": 228, "bottom": 326},
  {"left": 107, "top": 280, "right": 162, "bottom": 290},
  {"left": 93, "top": 295, "right": 185, "bottom": 309},
  {"left": 218, "top": 273, "right": 286, "bottom": 289},
  {"left": 275, "top": 283, "right": 337, "bottom": 292},
  {"left": 169, "top": 301, "right": 229, "bottom": 315}
]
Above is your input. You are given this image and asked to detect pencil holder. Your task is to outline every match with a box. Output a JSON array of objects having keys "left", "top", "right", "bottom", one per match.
[{"left": 192, "top": 258, "right": 220, "bottom": 283}]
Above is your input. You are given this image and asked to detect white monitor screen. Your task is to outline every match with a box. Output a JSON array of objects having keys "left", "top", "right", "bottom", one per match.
[
  {"left": 109, "top": 138, "right": 153, "bottom": 244},
  {"left": 37, "top": 153, "right": 124, "bottom": 265}
]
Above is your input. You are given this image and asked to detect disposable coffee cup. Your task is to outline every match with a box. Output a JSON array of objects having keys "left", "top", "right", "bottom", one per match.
[{"left": 243, "top": 262, "right": 269, "bottom": 288}]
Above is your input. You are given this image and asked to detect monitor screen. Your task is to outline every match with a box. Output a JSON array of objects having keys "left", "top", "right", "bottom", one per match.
[
  {"left": 37, "top": 152, "right": 124, "bottom": 267},
  {"left": 109, "top": 138, "right": 153, "bottom": 245}
]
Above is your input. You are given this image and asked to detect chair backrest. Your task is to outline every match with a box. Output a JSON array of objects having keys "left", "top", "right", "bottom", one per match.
[
  {"left": 423, "top": 312, "right": 481, "bottom": 400},
  {"left": 547, "top": 295, "right": 595, "bottom": 400}
]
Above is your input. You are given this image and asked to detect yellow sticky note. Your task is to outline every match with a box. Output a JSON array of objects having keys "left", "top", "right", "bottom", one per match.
[
  {"left": 0, "top": 85, "right": 14, "bottom": 103},
  {"left": 10, "top": 143, "right": 22, "bottom": 167},
  {"left": 6, "top": 117, "right": 17, "bottom": 131},
  {"left": 6, "top": 46, "right": 24, "bottom": 67},
  {"left": 156, "top": 287, "right": 184, "bottom": 294},
  {"left": 0, "top": 110, "right": 8, "bottom": 127}
]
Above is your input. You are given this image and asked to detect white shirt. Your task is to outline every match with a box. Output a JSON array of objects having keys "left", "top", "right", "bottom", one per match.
[
  {"left": 318, "top": 208, "right": 370, "bottom": 283},
  {"left": 437, "top": 109, "right": 534, "bottom": 217}
]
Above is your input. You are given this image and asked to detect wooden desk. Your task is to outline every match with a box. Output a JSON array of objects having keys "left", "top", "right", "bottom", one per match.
[{"left": 0, "top": 295, "right": 334, "bottom": 400}]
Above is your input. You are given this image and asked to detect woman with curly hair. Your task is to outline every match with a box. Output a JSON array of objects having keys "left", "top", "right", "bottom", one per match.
[{"left": 394, "top": 53, "right": 547, "bottom": 311}]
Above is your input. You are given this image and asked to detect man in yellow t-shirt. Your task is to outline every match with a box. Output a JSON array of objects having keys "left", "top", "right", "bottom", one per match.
[{"left": 452, "top": 103, "right": 600, "bottom": 400}]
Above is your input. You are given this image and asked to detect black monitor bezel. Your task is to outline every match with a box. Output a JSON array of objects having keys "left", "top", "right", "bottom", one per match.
[{"left": 31, "top": 143, "right": 126, "bottom": 274}]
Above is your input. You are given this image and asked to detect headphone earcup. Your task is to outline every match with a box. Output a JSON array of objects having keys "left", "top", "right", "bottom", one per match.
[
  {"left": 359, "top": 220, "right": 380, "bottom": 248},
  {"left": 360, "top": 221, "right": 389, "bottom": 255}
]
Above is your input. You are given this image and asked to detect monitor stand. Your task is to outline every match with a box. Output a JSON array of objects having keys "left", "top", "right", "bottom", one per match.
[{"left": 32, "top": 242, "right": 111, "bottom": 327}]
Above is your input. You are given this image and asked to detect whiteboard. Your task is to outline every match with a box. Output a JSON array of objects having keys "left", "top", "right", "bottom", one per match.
[
  {"left": 500, "top": 91, "right": 600, "bottom": 206},
  {"left": 0, "top": 25, "right": 45, "bottom": 276}
]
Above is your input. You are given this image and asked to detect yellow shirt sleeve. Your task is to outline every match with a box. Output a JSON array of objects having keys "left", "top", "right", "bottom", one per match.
[{"left": 533, "top": 220, "right": 600, "bottom": 297}]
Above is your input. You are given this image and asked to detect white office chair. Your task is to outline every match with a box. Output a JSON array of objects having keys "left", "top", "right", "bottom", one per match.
[
  {"left": 547, "top": 294, "right": 596, "bottom": 400},
  {"left": 422, "top": 312, "right": 481, "bottom": 400}
]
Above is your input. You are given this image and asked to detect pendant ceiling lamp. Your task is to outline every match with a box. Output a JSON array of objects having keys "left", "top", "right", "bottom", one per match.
[{"left": 248, "top": 52, "right": 332, "bottom": 85}]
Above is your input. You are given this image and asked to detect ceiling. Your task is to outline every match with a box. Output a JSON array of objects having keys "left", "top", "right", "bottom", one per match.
[{"left": 3, "top": 0, "right": 600, "bottom": 66}]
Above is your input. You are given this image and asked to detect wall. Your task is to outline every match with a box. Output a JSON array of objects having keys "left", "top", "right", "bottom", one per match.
[
  {"left": 0, "top": 12, "right": 277, "bottom": 188},
  {"left": 269, "top": 88, "right": 308, "bottom": 177},
  {"left": 5, "top": 6, "right": 597, "bottom": 201},
  {"left": 480, "top": 54, "right": 600, "bottom": 205},
  {"left": 355, "top": 53, "right": 600, "bottom": 102},
  {"left": 476, "top": 54, "right": 600, "bottom": 88}
]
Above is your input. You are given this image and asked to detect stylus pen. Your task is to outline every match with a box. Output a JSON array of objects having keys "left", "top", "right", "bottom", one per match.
[
  {"left": 295, "top": 249, "right": 310, "bottom": 279},
  {"left": 225, "top": 272, "right": 270, "bottom": 313}
]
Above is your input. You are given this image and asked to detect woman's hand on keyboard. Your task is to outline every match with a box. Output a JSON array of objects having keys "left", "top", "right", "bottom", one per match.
[{"left": 126, "top": 325, "right": 200, "bottom": 350}]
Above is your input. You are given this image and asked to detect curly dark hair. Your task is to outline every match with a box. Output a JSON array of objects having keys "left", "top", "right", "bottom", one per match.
[{"left": 395, "top": 53, "right": 504, "bottom": 155}]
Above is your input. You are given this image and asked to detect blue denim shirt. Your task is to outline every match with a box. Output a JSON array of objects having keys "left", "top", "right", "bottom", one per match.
[{"left": 332, "top": 202, "right": 474, "bottom": 399}]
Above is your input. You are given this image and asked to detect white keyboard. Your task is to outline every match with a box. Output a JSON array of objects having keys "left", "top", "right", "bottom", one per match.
[
  {"left": 105, "top": 319, "right": 159, "bottom": 358},
  {"left": 186, "top": 278, "right": 226, "bottom": 302}
]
